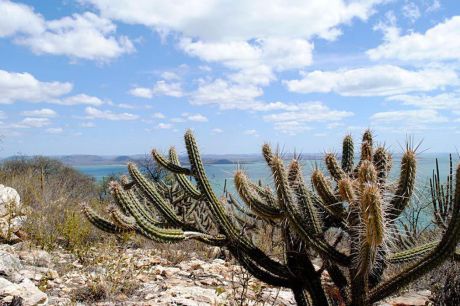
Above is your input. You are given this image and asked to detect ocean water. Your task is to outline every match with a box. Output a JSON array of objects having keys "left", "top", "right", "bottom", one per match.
[{"left": 74, "top": 153, "right": 457, "bottom": 195}]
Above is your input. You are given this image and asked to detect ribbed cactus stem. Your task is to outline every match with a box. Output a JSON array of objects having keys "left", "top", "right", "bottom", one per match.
[
  {"left": 373, "top": 147, "right": 392, "bottom": 185},
  {"left": 107, "top": 204, "right": 137, "bottom": 230},
  {"left": 262, "top": 143, "right": 274, "bottom": 165},
  {"left": 312, "top": 169, "right": 340, "bottom": 209},
  {"left": 325, "top": 153, "right": 346, "bottom": 182},
  {"left": 168, "top": 147, "right": 202, "bottom": 198},
  {"left": 152, "top": 148, "right": 191, "bottom": 175},
  {"left": 270, "top": 156, "right": 350, "bottom": 266},
  {"left": 111, "top": 181, "right": 187, "bottom": 242},
  {"left": 338, "top": 178, "right": 355, "bottom": 203},
  {"left": 342, "top": 134, "right": 354, "bottom": 173},
  {"left": 128, "top": 162, "right": 184, "bottom": 227},
  {"left": 288, "top": 160, "right": 323, "bottom": 235},
  {"left": 356, "top": 184, "right": 384, "bottom": 276},
  {"left": 389, "top": 149, "right": 416, "bottom": 220},
  {"left": 81, "top": 203, "right": 130, "bottom": 234},
  {"left": 358, "top": 160, "right": 377, "bottom": 188},
  {"left": 234, "top": 170, "right": 283, "bottom": 219},
  {"left": 370, "top": 164, "right": 460, "bottom": 303}
]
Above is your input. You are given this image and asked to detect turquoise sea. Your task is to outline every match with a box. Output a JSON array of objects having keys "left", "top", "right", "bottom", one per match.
[{"left": 74, "top": 153, "right": 457, "bottom": 195}]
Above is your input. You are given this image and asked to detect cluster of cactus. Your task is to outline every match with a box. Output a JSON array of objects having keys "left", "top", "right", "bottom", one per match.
[{"left": 83, "top": 129, "right": 460, "bottom": 306}]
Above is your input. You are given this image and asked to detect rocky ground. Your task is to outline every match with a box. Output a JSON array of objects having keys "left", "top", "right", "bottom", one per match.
[{"left": 0, "top": 241, "right": 434, "bottom": 306}]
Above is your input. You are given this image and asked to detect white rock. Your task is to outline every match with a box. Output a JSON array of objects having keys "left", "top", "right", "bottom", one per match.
[
  {"left": 0, "top": 277, "right": 48, "bottom": 306},
  {"left": 0, "top": 185, "right": 21, "bottom": 217},
  {"left": 0, "top": 250, "right": 23, "bottom": 281}
]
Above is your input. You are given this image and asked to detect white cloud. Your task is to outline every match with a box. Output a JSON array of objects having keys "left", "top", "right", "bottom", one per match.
[
  {"left": 153, "top": 112, "right": 165, "bottom": 119},
  {"left": 15, "top": 117, "right": 51, "bottom": 128},
  {"left": 368, "top": 16, "right": 460, "bottom": 62},
  {"left": 402, "top": 2, "right": 420, "bottom": 23},
  {"left": 20, "top": 108, "right": 57, "bottom": 117},
  {"left": 285, "top": 65, "right": 458, "bottom": 96},
  {"left": 59, "top": 94, "right": 104, "bottom": 106},
  {"left": 85, "top": 107, "right": 139, "bottom": 120},
  {"left": 84, "top": 0, "right": 382, "bottom": 42},
  {"left": 84, "top": 0, "right": 384, "bottom": 87},
  {"left": 0, "top": 1, "right": 134, "bottom": 61},
  {"left": 244, "top": 129, "right": 259, "bottom": 137},
  {"left": 387, "top": 93, "right": 460, "bottom": 110},
  {"left": 370, "top": 109, "right": 447, "bottom": 125},
  {"left": 0, "top": 0, "right": 44, "bottom": 37},
  {"left": 192, "top": 79, "right": 263, "bottom": 109},
  {"left": 130, "top": 80, "right": 184, "bottom": 98},
  {"left": 157, "top": 122, "right": 172, "bottom": 129},
  {"left": 161, "top": 71, "right": 180, "bottom": 80},
  {"left": 130, "top": 87, "right": 152, "bottom": 98},
  {"left": 273, "top": 121, "right": 311, "bottom": 135},
  {"left": 46, "top": 127, "right": 63, "bottom": 134},
  {"left": 211, "top": 128, "right": 223, "bottom": 134},
  {"left": 263, "top": 102, "right": 353, "bottom": 123},
  {"left": 186, "top": 113, "right": 208, "bottom": 122},
  {"left": 0, "top": 69, "right": 72, "bottom": 104},
  {"left": 0, "top": 111, "right": 6, "bottom": 119}
]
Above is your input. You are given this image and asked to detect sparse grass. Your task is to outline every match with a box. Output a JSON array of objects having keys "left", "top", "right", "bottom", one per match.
[{"left": 0, "top": 157, "right": 107, "bottom": 253}]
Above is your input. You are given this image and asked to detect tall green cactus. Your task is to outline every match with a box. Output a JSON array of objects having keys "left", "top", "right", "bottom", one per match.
[{"left": 83, "top": 129, "right": 460, "bottom": 306}]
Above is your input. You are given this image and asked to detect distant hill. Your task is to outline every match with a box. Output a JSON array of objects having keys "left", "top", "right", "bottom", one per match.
[{"left": 0, "top": 152, "right": 349, "bottom": 166}]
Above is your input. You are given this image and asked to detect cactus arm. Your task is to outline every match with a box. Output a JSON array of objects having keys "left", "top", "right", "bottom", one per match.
[
  {"left": 325, "top": 153, "right": 346, "bottom": 182},
  {"left": 151, "top": 149, "right": 192, "bottom": 175},
  {"left": 128, "top": 162, "right": 185, "bottom": 227},
  {"left": 388, "top": 150, "right": 417, "bottom": 220},
  {"left": 229, "top": 246, "right": 294, "bottom": 288},
  {"left": 341, "top": 134, "right": 354, "bottom": 173},
  {"left": 387, "top": 241, "right": 439, "bottom": 264},
  {"left": 284, "top": 228, "right": 330, "bottom": 306},
  {"left": 111, "top": 182, "right": 186, "bottom": 242},
  {"left": 81, "top": 203, "right": 131, "bottom": 234},
  {"left": 227, "top": 193, "right": 258, "bottom": 219},
  {"left": 373, "top": 147, "right": 392, "bottom": 186},
  {"left": 107, "top": 205, "right": 137, "bottom": 230},
  {"left": 234, "top": 170, "right": 283, "bottom": 220},
  {"left": 168, "top": 147, "right": 202, "bottom": 199},
  {"left": 270, "top": 156, "right": 350, "bottom": 266},
  {"left": 184, "top": 130, "right": 293, "bottom": 278},
  {"left": 288, "top": 159, "right": 323, "bottom": 235},
  {"left": 312, "top": 169, "right": 344, "bottom": 216},
  {"left": 370, "top": 164, "right": 460, "bottom": 303}
]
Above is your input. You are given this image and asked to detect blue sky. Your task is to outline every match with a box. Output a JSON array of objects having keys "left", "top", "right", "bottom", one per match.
[{"left": 1, "top": 0, "right": 459, "bottom": 156}]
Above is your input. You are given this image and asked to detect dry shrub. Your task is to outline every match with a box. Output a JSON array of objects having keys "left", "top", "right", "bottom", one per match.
[{"left": 0, "top": 156, "right": 107, "bottom": 252}]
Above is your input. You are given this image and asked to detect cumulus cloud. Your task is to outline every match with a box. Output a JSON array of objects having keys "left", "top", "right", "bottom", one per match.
[
  {"left": 370, "top": 109, "right": 448, "bottom": 126},
  {"left": 83, "top": 0, "right": 384, "bottom": 89},
  {"left": 368, "top": 16, "right": 460, "bottom": 62},
  {"left": 0, "top": 69, "right": 72, "bottom": 104},
  {"left": 157, "top": 122, "right": 172, "bottom": 129},
  {"left": 387, "top": 93, "right": 460, "bottom": 110},
  {"left": 285, "top": 65, "right": 458, "bottom": 96},
  {"left": 85, "top": 107, "right": 139, "bottom": 120},
  {"left": 130, "top": 80, "right": 184, "bottom": 98},
  {"left": 15, "top": 117, "right": 51, "bottom": 128},
  {"left": 191, "top": 79, "right": 263, "bottom": 109},
  {"left": 185, "top": 113, "right": 208, "bottom": 122},
  {"left": 83, "top": 0, "right": 382, "bottom": 41},
  {"left": 20, "top": 108, "right": 57, "bottom": 117},
  {"left": 0, "top": 1, "right": 134, "bottom": 61},
  {"left": 58, "top": 94, "right": 104, "bottom": 106},
  {"left": 0, "top": 69, "right": 107, "bottom": 106}
]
